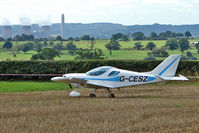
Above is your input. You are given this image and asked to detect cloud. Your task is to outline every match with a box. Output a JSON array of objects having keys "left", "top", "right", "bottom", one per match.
[
  {"left": 142, "top": 0, "right": 181, "bottom": 5},
  {"left": 20, "top": 17, "right": 31, "bottom": 25},
  {"left": 0, "top": 0, "right": 198, "bottom": 25},
  {"left": 1, "top": 18, "right": 11, "bottom": 25}
]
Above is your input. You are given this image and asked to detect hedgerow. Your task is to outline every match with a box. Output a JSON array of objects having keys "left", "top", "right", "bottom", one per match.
[{"left": 0, "top": 60, "right": 198, "bottom": 80}]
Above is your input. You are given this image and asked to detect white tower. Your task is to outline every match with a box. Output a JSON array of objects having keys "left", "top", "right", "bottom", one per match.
[{"left": 61, "top": 13, "right": 65, "bottom": 38}]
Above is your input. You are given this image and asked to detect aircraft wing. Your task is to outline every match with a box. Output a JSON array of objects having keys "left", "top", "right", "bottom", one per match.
[
  {"left": 70, "top": 78, "right": 87, "bottom": 84},
  {"left": 86, "top": 80, "right": 115, "bottom": 88},
  {"left": 156, "top": 74, "right": 189, "bottom": 81},
  {"left": 70, "top": 78, "right": 115, "bottom": 88}
]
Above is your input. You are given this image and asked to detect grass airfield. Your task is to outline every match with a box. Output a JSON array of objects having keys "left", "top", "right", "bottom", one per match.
[{"left": 0, "top": 80, "right": 199, "bottom": 132}]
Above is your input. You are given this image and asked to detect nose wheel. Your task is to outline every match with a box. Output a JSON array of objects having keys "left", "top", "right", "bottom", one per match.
[
  {"left": 89, "top": 93, "right": 96, "bottom": 98},
  {"left": 108, "top": 93, "right": 115, "bottom": 98}
]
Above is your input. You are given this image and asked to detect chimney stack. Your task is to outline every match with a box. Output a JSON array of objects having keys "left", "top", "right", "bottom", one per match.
[{"left": 61, "top": 13, "right": 65, "bottom": 38}]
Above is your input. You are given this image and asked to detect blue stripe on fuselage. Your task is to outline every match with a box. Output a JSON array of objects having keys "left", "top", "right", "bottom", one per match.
[
  {"left": 148, "top": 76, "right": 156, "bottom": 81},
  {"left": 81, "top": 76, "right": 121, "bottom": 82},
  {"left": 82, "top": 76, "right": 156, "bottom": 82}
]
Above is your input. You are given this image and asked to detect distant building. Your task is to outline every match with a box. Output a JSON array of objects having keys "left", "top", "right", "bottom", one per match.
[
  {"left": 61, "top": 13, "right": 65, "bottom": 38},
  {"left": 2, "top": 26, "right": 12, "bottom": 39},
  {"left": 22, "top": 25, "right": 31, "bottom": 35},
  {"left": 42, "top": 25, "right": 50, "bottom": 38}
]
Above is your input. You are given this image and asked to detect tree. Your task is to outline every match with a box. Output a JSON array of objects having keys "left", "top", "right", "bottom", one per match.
[
  {"left": 146, "top": 42, "right": 156, "bottom": 50},
  {"left": 176, "top": 33, "right": 184, "bottom": 38},
  {"left": 14, "top": 34, "right": 34, "bottom": 41},
  {"left": 34, "top": 42, "right": 43, "bottom": 52},
  {"left": 185, "top": 31, "right": 192, "bottom": 38},
  {"left": 90, "top": 38, "right": 95, "bottom": 49},
  {"left": 150, "top": 32, "right": 158, "bottom": 39},
  {"left": 111, "top": 33, "right": 123, "bottom": 40},
  {"left": 178, "top": 38, "right": 190, "bottom": 54},
  {"left": 3, "top": 41, "right": 13, "bottom": 49},
  {"left": 148, "top": 48, "right": 168, "bottom": 57},
  {"left": 75, "top": 48, "right": 104, "bottom": 60},
  {"left": 81, "top": 35, "right": 90, "bottom": 40},
  {"left": 43, "top": 41, "right": 48, "bottom": 47},
  {"left": 133, "top": 32, "right": 145, "bottom": 40},
  {"left": 53, "top": 43, "right": 64, "bottom": 50},
  {"left": 20, "top": 43, "right": 34, "bottom": 53},
  {"left": 121, "top": 35, "right": 129, "bottom": 41},
  {"left": 105, "top": 40, "right": 121, "bottom": 56},
  {"left": 65, "top": 42, "right": 77, "bottom": 50},
  {"left": 171, "top": 32, "right": 177, "bottom": 38},
  {"left": 68, "top": 37, "right": 74, "bottom": 41},
  {"left": 165, "top": 38, "right": 178, "bottom": 51},
  {"left": 195, "top": 43, "right": 199, "bottom": 53},
  {"left": 49, "top": 41, "right": 54, "bottom": 46},
  {"left": 159, "top": 32, "right": 167, "bottom": 40},
  {"left": 31, "top": 48, "right": 60, "bottom": 60},
  {"left": 75, "top": 37, "right": 80, "bottom": 41},
  {"left": 165, "top": 31, "right": 172, "bottom": 38},
  {"left": 56, "top": 36, "right": 62, "bottom": 41},
  {"left": 0, "top": 37, "right": 5, "bottom": 41},
  {"left": 186, "top": 51, "right": 193, "bottom": 57},
  {"left": 134, "top": 42, "right": 143, "bottom": 50}
]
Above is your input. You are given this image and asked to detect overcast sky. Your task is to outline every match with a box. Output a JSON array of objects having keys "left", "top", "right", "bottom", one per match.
[{"left": 0, "top": 0, "right": 199, "bottom": 25}]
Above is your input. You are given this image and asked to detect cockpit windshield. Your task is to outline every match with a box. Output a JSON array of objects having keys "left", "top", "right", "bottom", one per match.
[{"left": 86, "top": 66, "right": 113, "bottom": 76}]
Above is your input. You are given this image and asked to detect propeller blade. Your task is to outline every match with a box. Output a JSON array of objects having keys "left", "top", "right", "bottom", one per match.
[{"left": 69, "top": 84, "right": 72, "bottom": 89}]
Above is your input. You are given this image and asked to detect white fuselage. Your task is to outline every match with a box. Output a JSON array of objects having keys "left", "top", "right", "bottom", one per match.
[{"left": 51, "top": 68, "right": 163, "bottom": 89}]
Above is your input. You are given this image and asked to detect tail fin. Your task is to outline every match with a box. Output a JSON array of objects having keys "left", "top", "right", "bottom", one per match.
[{"left": 149, "top": 54, "right": 181, "bottom": 77}]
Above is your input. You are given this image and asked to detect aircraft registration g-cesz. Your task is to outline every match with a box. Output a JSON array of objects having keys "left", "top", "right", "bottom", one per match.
[{"left": 51, "top": 54, "right": 188, "bottom": 98}]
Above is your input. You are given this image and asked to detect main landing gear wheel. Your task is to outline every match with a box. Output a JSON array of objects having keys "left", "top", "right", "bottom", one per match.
[
  {"left": 108, "top": 93, "right": 115, "bottom": 98},
  {"left": 89, "top": 93, "right": 96, "bottom": 98}
]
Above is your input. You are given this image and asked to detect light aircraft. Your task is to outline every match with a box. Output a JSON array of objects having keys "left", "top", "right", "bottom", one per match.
[{"left": 51, "top": 54, "right": 188, "bottom": 98}]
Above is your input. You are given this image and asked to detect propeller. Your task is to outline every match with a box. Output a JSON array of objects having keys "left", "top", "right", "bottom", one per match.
[
  {"left": 65, "top": 63, "right": 73, "bottom": 89},
  {"left": 69, "top": 83, "right": 72, "bottom": 89}
]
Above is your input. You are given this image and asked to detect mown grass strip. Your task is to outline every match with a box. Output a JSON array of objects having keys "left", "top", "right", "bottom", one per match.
[{"left": 0, "top": 81, "right": 69, "bottom": 92}]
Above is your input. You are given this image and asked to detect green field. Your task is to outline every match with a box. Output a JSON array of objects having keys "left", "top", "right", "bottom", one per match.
[
  {"left": 0, "top": 79, "right": 198, "bottom": 93},
  {"left": 0, "top": 39, "right": 199, "bottom": 60},
  {"left": 0, "top": 81, "right": 68, "bottom": 92}
]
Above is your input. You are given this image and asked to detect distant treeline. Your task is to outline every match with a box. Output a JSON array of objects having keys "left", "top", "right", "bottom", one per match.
[
  {"left": 0, "top": 30, "right": 193, "bottom": 42},
  {"left": 112, "top": 31, "right": 192, "bottom": 41},
  {"left": 0, "top": 60, "right": 198, "bottom": 80}
]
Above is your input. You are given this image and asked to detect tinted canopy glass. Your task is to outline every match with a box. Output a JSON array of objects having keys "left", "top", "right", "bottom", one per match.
[
  {"left": 108, "top": 71, "right": 120, "bottom": 77},
  {"left": 86, "top": 66, "right": 113, "bottom": 76}
]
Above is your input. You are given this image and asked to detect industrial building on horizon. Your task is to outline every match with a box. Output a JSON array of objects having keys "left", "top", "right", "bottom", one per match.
[
  {"left": 0, "top": 13, "right": 65, "bottom": 39},
  {"left": 1, "top": 24, "right": 52, "bottom": 39},
  {"left": 22, "top": 25, "right": 31, "bottom": 36},
  {"left": 2, "top": 25, "right": 12, "bottom": 39}
]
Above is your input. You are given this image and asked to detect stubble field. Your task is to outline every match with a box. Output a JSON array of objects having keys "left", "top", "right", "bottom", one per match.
[{"left": 0, "top": 81, "right": 199, "bottom": 133}]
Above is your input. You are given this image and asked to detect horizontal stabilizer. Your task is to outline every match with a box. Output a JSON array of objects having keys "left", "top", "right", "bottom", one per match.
[{"left": 156, "top": 74, "right": 189, "bottom": 81}]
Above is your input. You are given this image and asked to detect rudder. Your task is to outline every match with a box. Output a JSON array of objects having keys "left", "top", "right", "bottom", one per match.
[{"left": 149, "top": 54, "right": 181, "bottom": 77}]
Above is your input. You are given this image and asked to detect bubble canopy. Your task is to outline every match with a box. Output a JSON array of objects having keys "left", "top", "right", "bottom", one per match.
[{"left": 86, "top": 66, "right": 115, "bottom": 76}]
